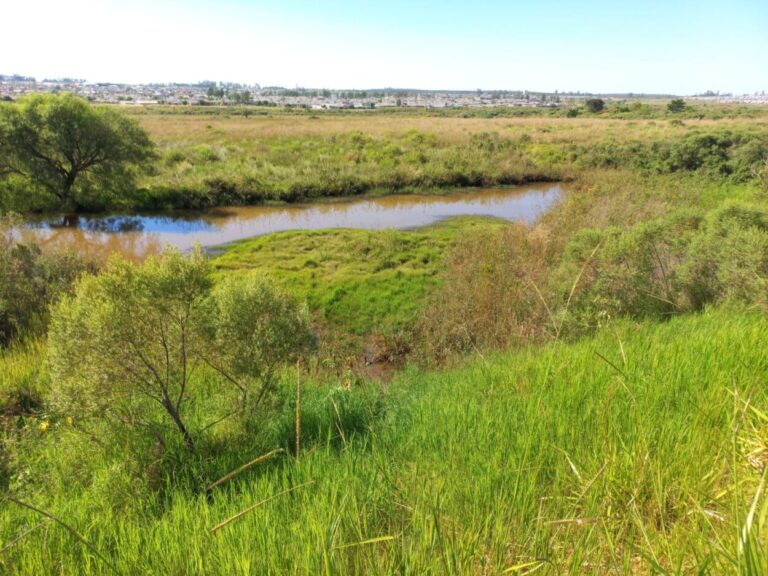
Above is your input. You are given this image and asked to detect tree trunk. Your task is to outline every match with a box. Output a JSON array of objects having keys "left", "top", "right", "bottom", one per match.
[
  {"left": 61, "top": 170, "right": 78, "bottom": 207},
  {"left": 163, "top": 399, "right": 195, "bottom": 451}
]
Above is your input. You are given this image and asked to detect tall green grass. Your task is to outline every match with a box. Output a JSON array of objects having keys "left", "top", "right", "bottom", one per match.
[
  {"left": 213, "top": 217, "right": 505, "bottom": 336},
  {"left": 2, "top": 308, "right": 766, "bottom": 574}
]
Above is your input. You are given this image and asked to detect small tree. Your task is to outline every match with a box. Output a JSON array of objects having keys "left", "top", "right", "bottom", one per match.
[
  {"left": 667, "top": 98, "right": 686, "bottom": 113},
  {"left": 585, "top": 98, "right": 605, "bottom": 113},
  {"left": 48, "top": 248, "right": 311, "bottom": 451},
  {"left": 0, "top": 94, "right": 155, "bottom": 209}
]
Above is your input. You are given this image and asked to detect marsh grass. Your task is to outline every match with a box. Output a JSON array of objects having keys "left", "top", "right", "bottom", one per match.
[
  {"left": 2, "top": 308, "right": 767, "bottom": 574},
  {"left": 2, "top": 107, "right": 768, "bottom": 574},
  {"left": 49, "top": 108, "right": 762, "bottom": 211},
  {"left": 213, "top": 217, "right": 507, "bottom": 336}
]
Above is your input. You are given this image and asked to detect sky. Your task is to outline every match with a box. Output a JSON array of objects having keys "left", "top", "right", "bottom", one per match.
[{"left": 3, "top": 0, "right": 767, "bottom": 94}]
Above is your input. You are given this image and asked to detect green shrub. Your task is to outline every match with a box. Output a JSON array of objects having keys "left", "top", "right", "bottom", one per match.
[
  {"left": 664, "top": 133, "right": 732, "bottom": 174},
  {"left": 668, "top": 98, "right": 687, "bottom": 113},
  {"left": 164, "top": 148, "right": 188, "bottom": 166},
  {"left": 679, "top": 202, "right": 768, "bottom": 309},
  {"left": 47, "top": 249, "right": 312, "bottom": 453},
  {"left": 585, "top": 98, "right": 605, "bottom": 113},
  {"left": 555, "top": 203, "right": 768, "bottom": 332},
  {"left": 555, "top": 210, "right": 704, "bottom": 329},
  {"left": 0, "top": 216, "right": 97, "bottom": 345}
]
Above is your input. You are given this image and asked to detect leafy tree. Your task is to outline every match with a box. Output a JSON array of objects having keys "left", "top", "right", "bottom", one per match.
[
  {"left": 585, "top": 98, "right": 605, "bottom": 113},
  {"left": 48, "top": 249, "right": 311, "bottom": 451},
  {"left": 0, "top": 94, "right": 155, "bottom": 210},
  {"left": 667, "top": 98, "right": 687, "bottom": 113}
]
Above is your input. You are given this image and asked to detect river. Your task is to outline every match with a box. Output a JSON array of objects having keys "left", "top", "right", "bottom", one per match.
[{"left": 17, "top": 183, "right": 564, "bottom": 261}]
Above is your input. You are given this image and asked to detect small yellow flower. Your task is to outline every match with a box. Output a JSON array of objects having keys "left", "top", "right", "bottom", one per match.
[
  {"left": 38, "top": 421, "right": 49, "bottom": 433},
  {"left": 65, "top": 416, "right": 74, "bottom": 426}
]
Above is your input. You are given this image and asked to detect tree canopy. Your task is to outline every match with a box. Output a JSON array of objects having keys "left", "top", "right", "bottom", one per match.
[
  {"left": 585, "top": 98, "right": 605, "bottom": 113},
  {"left": 0, "top": 94, "right": 155, "bottom": 210},
  {"left": 667, "top": 98, "right": 687, "bottom": 113}
]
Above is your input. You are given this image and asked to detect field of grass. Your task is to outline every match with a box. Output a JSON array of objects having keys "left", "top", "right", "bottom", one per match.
[
  {"left": 122, "top": 106, "right": 765, "bottom": 210},
  {"left": 2, "top": 308, "right": 767, "bottom": 574},
  {"left": 4, "top": 102, "right": 767, "bottom": 213},
  {"left": 212, "top": 216, "right": 506, "bottom": 335}
]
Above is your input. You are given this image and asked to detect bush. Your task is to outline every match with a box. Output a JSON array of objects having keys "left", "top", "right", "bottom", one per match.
[
  {"left": 668, "top": 98, "right": 686, "bottom": 113},
  {"left": 47, "top": 248, "right": 312, "bottom": 453},
  {"left": 554, "top": 203, "right": 768, "bottom": 333},
  {"left": 585, "top": 98, "right": 605, "bottom": 113},
  {"left": 679, "top": 202, "right": 768, "bottom": 309},
  {"left": 553, "top": 210, "right": 704, "bottom": 333},
  {"left": 0, "top": 215, "right": 97, "bottom": 345}
]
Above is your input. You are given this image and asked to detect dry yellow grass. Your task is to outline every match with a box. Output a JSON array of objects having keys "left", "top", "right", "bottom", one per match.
[{"left": 136, "top": 113, "right": 768, "bottom": 148}]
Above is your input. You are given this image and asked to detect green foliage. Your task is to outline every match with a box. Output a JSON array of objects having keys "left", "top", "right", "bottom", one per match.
[
  {"left": 574, "top": 131, "right": 768, "bottom": 182},
  {"left": 4, "top": 104, "right": 768, "bottom": 212},
  {"left": 0, "top": 215, "right": 96, "bottom": 345},
  {"left": 554, "top": 203, "right": 768, "bottom": 333},
  {"left": 0, "top": 94, "right": 155, "bottom": 210},
  {"left": 584, "top": 98, "right": 605, "bottom": 113},
  {"left": 3, "top": 309, "right": 768, "bottom": 573},
  {"left": 211, "top": 274, "right": 312, "bottom": 406},
  {"left": 47, "top": 248, "right": 311, "bottom": 451},
  {"left": 4, "top": 104, "right": 768, "bottom": 574},
  {"left": 213, "top": 219, "right": 502, "bottom": 335},
  {"left": 664, "top": 132, "right": 733, "bottom": 174},
  {"left": 667, "top": 98, "right": 687, "bottom": 113},
  {"left": 47, "top": 249, "right": 213, "bottom": 449},
  {"left": 680, "top": 202, "right": 768, "bottom": 308}
]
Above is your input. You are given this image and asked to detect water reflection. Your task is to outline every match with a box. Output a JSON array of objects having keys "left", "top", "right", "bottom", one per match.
[
  {"left": 19, "top": 184, "right": 564, "bottom": 261},
  {"left": 33, "top": 215, "right": 148, "bottom": 233}
]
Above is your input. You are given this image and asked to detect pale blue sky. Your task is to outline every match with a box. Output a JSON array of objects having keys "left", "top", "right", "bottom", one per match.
[{"left": 4, "top": 0, "right": 767, "bottom": 93}]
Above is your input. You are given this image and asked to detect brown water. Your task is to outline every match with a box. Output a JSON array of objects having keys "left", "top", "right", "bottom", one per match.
[{"left": 19, "top": 184, "right": 564, "bottom": 261}]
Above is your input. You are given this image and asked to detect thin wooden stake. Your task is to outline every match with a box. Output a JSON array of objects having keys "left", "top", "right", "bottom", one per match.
[{"left": 295, "top": 359, "right": 301, "bottom": 459}]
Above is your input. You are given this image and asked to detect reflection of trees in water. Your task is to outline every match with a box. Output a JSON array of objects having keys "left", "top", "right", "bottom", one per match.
[
  {"left": 26, "top": 230, "right": 163, "bottom": 263},
  {"left": 35, "top": 214, "right": 146, "bottom": 232},
  {"left": 29, "top": 212, "right": 226, "bottom": 234}
]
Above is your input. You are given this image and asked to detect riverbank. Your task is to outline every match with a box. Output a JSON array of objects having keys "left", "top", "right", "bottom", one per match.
[
  {"left": 3, "top": 107, "right": 767, "bottom": 213},
  {"left": 130, "top": 109, "right": 768, "bottom": 210}
]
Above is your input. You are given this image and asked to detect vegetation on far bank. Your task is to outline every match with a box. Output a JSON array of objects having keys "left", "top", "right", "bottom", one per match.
[{"left": 2, "top": 94, "right": 767, "bottom": 212}]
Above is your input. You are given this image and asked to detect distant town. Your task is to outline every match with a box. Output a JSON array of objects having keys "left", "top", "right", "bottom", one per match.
[{"left": 3, "top": 75, "right": 767, "bottom": 108}]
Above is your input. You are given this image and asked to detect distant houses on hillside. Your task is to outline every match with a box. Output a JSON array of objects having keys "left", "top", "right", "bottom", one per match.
[{"left": 2, "top": 77, "right": 767, "bottom": 107}]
